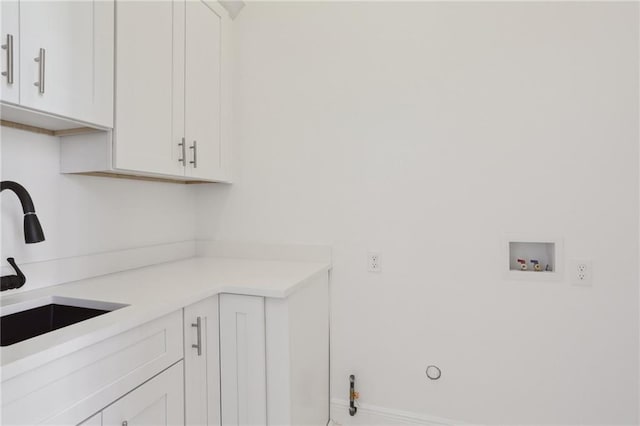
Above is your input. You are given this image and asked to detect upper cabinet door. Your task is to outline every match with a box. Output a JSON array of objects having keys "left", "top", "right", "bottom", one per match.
[
  {"left": 0, "top": 1, "right": 19, "bottom": 104},
  {"left": 114, "top": 0, "right": 184, "bottom": 176},
  {"left": 18, "top": 1, "right": 113, "bottom": 127},
  {"left": 184, "top": 0, "right": 224, "bottom": 181}
]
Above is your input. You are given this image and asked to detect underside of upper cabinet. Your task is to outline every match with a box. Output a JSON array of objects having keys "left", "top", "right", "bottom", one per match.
[
  {"left": 0, "top": 118, "right": 99, "bottom": 137},
  {"left": 60, "top": 130, "right": 225, "bottom": 184}
]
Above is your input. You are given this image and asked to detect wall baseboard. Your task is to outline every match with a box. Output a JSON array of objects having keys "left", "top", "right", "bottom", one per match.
[
  {"left": 0, "top": 240, "right": 196, "bottom": 295},
  {"left": 331, "top": 398, "right": 467, "bottom": 426}
]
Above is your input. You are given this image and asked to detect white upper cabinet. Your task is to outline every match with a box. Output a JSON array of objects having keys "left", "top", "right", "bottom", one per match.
[
  {"left": 1, "top": 0, "right": 114, "bottom": 129},
  {"left": 114, "top": 1, "right": 183, "bottom": 176},
  {"left": 0, "top": 1, "right": 19, "bottom": 104},
  {"left": 69, "top": 0, "right": 233, "bottom": 182}
]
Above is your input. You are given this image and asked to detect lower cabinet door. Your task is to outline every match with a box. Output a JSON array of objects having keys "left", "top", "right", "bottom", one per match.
[
  {"left": 219, "top": 294, "right": 266, "bottom": 426},
  {"left": 102, "top": 362, "right": 184, "bottom": 426},
  {"left": 184, "top": 296, "right": 220, "bottom": 425}
]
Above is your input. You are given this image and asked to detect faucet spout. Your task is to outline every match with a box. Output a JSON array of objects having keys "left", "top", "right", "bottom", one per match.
[{"left": 1, "top": 180, "right": 45, "bottom": 243}]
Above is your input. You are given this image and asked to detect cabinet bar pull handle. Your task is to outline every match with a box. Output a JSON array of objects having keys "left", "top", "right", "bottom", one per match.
[
  {"left": 178, "top": 137, "right": 186, "bottom": 164},
  {"left": 189, "top": 140, "right": 197, "bottom": 168},
  {"left": 34, "top": 48, "right": 45, "bottom": 94},
  {"left": 192, "top": 316, "right": 202, "bottom": 356},
  {"left": 2, "top": 34, "right": 14, "bottom": 84}
]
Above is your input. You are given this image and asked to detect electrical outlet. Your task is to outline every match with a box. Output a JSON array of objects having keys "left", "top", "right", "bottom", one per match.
[
  {"left": 368, "top": 252, "right": 381, "bottom": 272},
  {"left": 573, "top": 260, "right": 593, "bottom": 286}
]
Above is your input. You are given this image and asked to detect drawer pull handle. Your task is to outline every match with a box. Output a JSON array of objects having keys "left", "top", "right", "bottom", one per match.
[
  {"left": 192, "top": 316, "right": 202, "bottom": 356},
  {"left": 34, "top": 48, "right": 45, "bottom": 94},
  {"left": 178, "top": 137, "right": 186, "bottom": 164},
  {"left": 2, "top": 34, "right": 14, "bottom": 84},
  {"left": 189, "top": 140, "right": 197, "bottom": 168}
]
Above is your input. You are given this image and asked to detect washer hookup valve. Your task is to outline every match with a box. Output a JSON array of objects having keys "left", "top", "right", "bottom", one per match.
[
  {"left": 349, "top": 375, "right": 358, "bottom": 416},
  {"left": 517, "top": 258, "right": 527, "bottom": 270},
  {"left": 530, "top": 259, "right": 542, "bottom": 271}
]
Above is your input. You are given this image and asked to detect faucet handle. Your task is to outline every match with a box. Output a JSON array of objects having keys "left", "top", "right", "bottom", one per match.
[
  {"left": 6, "top": 257, "right": 24, "bottom": 279},
  {"left": 1, "top": 257, "right": 26, "bottom": 291}
]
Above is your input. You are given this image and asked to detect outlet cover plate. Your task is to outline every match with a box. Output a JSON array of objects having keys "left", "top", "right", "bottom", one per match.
[
  {"left": 368, "top": 252, "right": 381, "bottom": 272},
  {"left": 572, "top": 260, "right": 593, "bottom": 286}
]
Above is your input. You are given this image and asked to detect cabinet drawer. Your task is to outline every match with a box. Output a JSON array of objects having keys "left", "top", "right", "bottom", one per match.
[
  {"left": 102, "top": 361, "right": 184, "bottom": 426},
  {"left": 1, "top": 310, "right": 183, "bottom": 425}
]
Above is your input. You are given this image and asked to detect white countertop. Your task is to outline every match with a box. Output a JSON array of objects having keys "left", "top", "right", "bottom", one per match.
[{"left": 0, "top": 256, "right": 330, "bottom": 380}]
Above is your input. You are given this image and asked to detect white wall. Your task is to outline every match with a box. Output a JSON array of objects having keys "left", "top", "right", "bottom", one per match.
[
  {"left": 197, "top": 2, "right": 639, "bottom": 424},
  {"left": 1, "top": 127, "right": 197, "bottom": 272}
]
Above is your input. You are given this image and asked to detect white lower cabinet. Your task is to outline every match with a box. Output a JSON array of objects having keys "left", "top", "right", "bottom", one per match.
[
  {"left": 217, "top": 272, "right": 330, "bottom": 426},
  {"left": 184, "top": 296, "right": 221, "bottom": 425},
  {"left": 219, "top": 294, "right": 267, "bottom": 426},
  {"left": 2, "top": 272, "right": 329, "bottom": 426},
  {"left": 2, "top": 311, "right": 183, "bottom": 426},
  {"left": 102, "top": 361, "right": 184, "bottom": 426},
  {"left": 263, "top": 276, "right": 330, "bottom": 426}
]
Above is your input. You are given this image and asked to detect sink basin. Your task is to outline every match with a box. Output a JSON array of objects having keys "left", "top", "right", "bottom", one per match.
[{"left": 0, "top": 296, "right": 128, "bottom": 347}]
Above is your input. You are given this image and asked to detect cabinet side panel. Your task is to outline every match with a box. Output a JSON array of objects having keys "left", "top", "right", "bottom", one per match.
[
  {"left": 60, "top": 131, "right": 112, "bottom": 173},
  {"left": 288, "top": 275, "right": 330, "bottom": 425}
]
